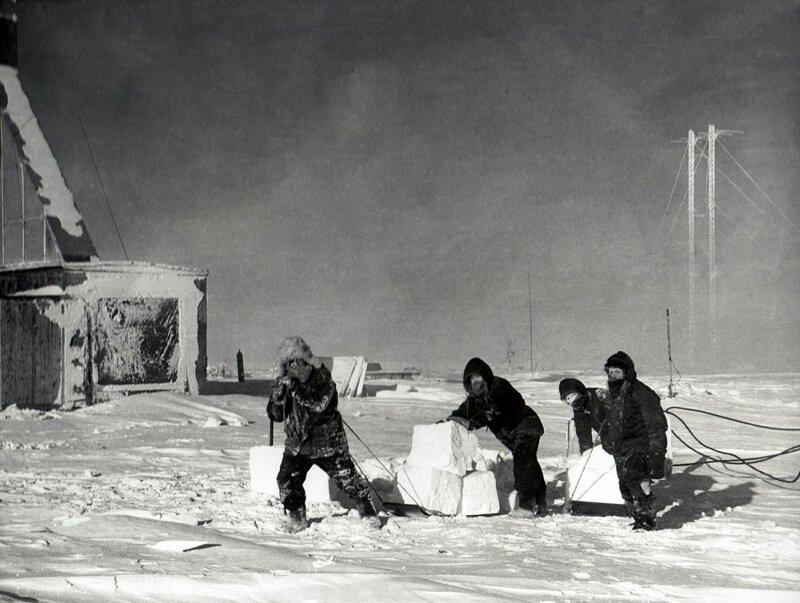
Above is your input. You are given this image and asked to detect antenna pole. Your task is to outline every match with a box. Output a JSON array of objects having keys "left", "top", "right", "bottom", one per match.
[
  {"left": 707, "top": 124, "right": 717, "bottom": 373},
  {"left": 527, "top": 257, "right": 534, "bottom": 373},
  {"left": 687, "top": 129, "right": 695, "bottom": 373},
  {"left": 666, "top": 308, "right": 676, "bottom": 397}
]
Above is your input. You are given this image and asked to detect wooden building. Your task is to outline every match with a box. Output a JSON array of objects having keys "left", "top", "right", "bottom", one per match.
[
  {"left": 0, "top": 14, "right": 208, "bottom": 409},
  {"left": 0, "top": 262, "right": 207, "bottom": 409}
]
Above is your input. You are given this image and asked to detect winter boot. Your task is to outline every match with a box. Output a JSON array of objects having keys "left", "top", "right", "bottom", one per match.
[
  {"left": 284, "top": 506, "right": 308, "bottom": 533},
  {"left": 632, "top": 497, "right": 656, "bottom": 531},
  {"left": 355, "top": 497, "right": 382, "bottom": 529},
  {"left": 536, "top": 502, "right": 549, "bottom": 517},
  {"left": 517, "top": 490, "right": 535, "bottom": 511},
  {"left": 508, "top": 491, "right": 536, "bottom": 518}
]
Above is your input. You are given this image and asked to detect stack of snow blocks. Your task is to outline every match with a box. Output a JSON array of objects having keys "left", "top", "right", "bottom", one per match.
[{"left": 396, "top": 422, "right": 500, "bottom": 516}]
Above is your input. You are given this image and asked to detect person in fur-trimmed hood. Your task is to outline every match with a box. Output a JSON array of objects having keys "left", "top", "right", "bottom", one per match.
[
  {"left": 267, "top": 336, "right": 379, "bottom": 532},
  {"left": 558, "top": 377, "right": 610, "bottom": 455},
  {"left": 602, "top": 350, "right": 669, "bottom": 531},
  {"left": 445, "top": 357, "right": 547, "bottom": 517}
]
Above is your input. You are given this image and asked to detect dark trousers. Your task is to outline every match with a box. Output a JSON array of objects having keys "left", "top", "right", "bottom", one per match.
[
  {"left": 512, "top": 436, "right": 547, "bottom": 507},
  {"left": 614, "top": 447, "right": 650, "bottom": 503},
  {"left": 277, "top": 449, "right": 371, "bottom": 511}
]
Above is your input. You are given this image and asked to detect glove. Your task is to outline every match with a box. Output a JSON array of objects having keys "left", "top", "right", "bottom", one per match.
[
  {"left": 272, "top": 377, "right": 292, "bottom": 403},
  {"left": 447, "top": 416, "right": 470, "bottom": 429},
  {"left": 649, "top": 454, "right": 666, "bottom": 480}
]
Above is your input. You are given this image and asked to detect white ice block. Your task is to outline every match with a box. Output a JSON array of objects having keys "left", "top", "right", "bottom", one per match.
[
  {"left": 565, "top": 447, "right": 625, "bottom": 506},
  {"left": 249, "top": 445, "right": 336, "bottom": 503},
  {"left": 405, "top": 422, "right": 479, "bottom": 477},
  {"left": 396, "top": 464, "right": 463, "bottom": 515},
  {"left": 460, "top": 471, "right": 499, "bottom": 516}
]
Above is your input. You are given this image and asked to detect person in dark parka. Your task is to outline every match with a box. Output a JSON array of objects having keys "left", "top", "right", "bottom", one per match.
[
  {"left": 566, "top": 351, "right": 668, "bottom": 530},
  {"left": 558, "top": 377, "right": 609, "bottom": 455},
  {"left": 446, "top": 357, "right": 548, "bottom": 516},
  {"left": 267, "top": 336, "right": 380, "bottom": 532}
]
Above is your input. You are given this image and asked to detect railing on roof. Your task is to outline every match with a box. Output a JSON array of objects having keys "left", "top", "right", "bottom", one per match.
[{"left": 0, "top": 111, "right": 60, "bottom": 267}]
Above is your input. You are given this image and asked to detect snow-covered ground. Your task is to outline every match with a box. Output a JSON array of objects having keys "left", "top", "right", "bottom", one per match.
[{"left": 1, "top": 373, "right": 798, "bottom": 602}]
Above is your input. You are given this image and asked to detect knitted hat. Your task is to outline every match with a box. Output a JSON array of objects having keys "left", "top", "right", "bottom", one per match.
[
  {"left": 276, "top": 336, "right": 314, "bottom": 369},
  {"left": 604, "top": 350, "right": 634, "bottom": 372},
  {"left": 559, "top": 378, "right": 587, "bottom": 399}
]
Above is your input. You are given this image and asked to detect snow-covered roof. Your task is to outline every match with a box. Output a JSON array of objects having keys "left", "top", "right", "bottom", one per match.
[{"left": 0, "top": 63, "right": 98, "bottom": 262}]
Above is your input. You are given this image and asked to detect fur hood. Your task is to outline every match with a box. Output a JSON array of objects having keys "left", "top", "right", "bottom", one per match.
[
  {"left": 462, "top": 357, "right": 495, "bottom": 391},
  {"left": 604, "top": 350, "right": 638, "bottom": 382},
  {"left": 276, "top": 336, "right": 322, "bottom": 372}
]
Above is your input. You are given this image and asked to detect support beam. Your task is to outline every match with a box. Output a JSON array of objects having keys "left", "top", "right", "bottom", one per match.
[{"left": 1, "top": 112, "right": 4, "bottom": 265}]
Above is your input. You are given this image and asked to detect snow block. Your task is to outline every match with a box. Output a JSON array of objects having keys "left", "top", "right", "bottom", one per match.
[
  {"left": 405, "top": 422, "right": 479, "bottom": 476},
  {"left": 460, "top": 471, "right": 499, "bottom": 516},
  {"left": 249, "top": 446, "right": 336, "bottom": 503},
  {"left": 396, "top": 464, "right": 463, "bottom": 515},
  {"left": 565, "top": 447, "right": 625, "bottom": 506}
]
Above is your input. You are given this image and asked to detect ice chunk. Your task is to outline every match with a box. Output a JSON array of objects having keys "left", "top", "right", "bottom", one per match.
[
  {"left": 396, "top": 464, "right": 463, "bottom": 515},
  {"left": 460, "top": 471, "right": 499, "bottom": 516},
  {"left": 203, "top": 416, "right": 225, "bottom": 428},
  {"left": 405, "top": 422, "right": 479, "bottom": 476}
]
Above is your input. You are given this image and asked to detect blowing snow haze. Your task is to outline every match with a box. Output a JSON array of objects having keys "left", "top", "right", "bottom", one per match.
[{"left": 16, "top": 0, "right": 800, "bottom": 373}]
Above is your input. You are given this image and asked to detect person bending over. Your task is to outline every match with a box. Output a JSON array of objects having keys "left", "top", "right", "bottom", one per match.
[{"left": 446, "top": 357, "right": 547, "bottom": 517}]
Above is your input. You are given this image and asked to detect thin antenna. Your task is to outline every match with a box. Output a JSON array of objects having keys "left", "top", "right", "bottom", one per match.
[
  {"left": 77, "top": 114, "right": 129, "bottom": 261},
  {"left": 717, "top": 140, "right": 800, "bottom": 235},
  {"left": 666, "top": 308, "right": 676, "bottom": 397},
  {"left": 527, "top": 255, "right": 534, "bottom": 373}
]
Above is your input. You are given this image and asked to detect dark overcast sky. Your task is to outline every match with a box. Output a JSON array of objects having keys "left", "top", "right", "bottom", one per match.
[{"left": 17, "top": 0, "right": 800, "bottom": 374}]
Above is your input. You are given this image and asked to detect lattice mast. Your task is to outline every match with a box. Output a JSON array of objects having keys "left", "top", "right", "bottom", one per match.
[
  {"left": 707, "top": 124, "right": 717, "bottom": 374},
  {"left": 687, "top": 129, "right": 695, "bottom": 372}
]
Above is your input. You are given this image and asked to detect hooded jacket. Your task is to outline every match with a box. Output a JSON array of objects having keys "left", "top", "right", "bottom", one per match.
[
  {"left": 448, "top": 357, "right": 543, "bottom": 449},
  {"left": 603, "top": 352, "right": 668, "bottom": 472},
  {"left": 566, "top": 385, "right": 611, "bottom": 455},
  {"left": 267, "top": 363, "right": 349, "bottom": 457}
]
